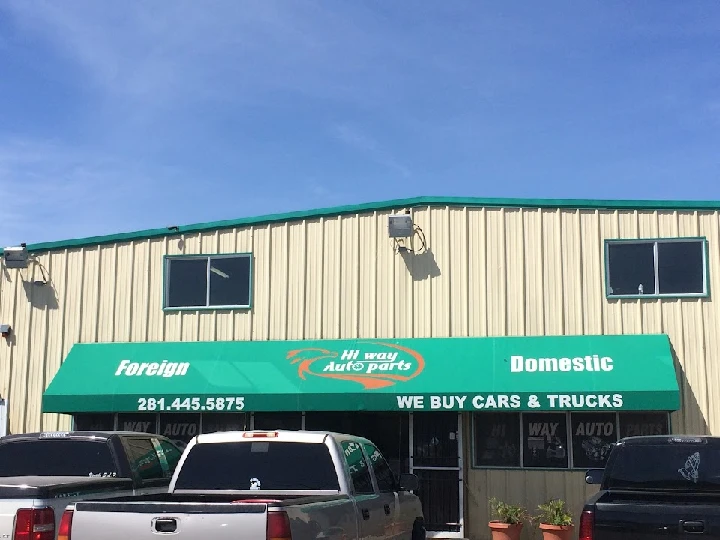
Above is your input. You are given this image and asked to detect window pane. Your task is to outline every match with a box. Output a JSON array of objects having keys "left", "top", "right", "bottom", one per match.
[
  {"left": 253, "top": 412, "right": 302, "bottom": 431},
  {"left": 607, "top": 242, "right": 656, "bottom": 296},
  {"left": 209, "top": 256, "right": 251, "bottom": 307},
  {"left": 74, "top": 414, "right": 114, "bottom": 431},
  {"left": 158, "top": 440, "right": 183, "bottom": 474},
  {"left": 570, "top": 412, "right": 617, "bottom": 469},
  {"left": 619, "top": 412, "right": 669, "bottom": 438},
  {"left": 522, "top": 413, "right": 569, "bottom": 468},
  {"left": 123, "top": 437, "right": 165, "bottom": 480},
  {"left": 159, "top": 413, "right": 200, "bottom": 445},
  {"left": 0, "top": 440, "right": 117, "bottom": 477},
  {"left": 473, "top": 413, "right": 520, "bottom": 467},
  {"left": 657, "top": 241, "right": 705, "bottom": 294},
  {"left": 341, "top": 440, "right": 374, "bottom": 494},
  {"left": 174, "top": 441, "right": 340, "bottom": 491},
  {"left": 363, "top": 443, "right": 397, "bottom": 492},
  {"left": 167, "top": 258, "right": 208, "bottom": 307},
  {"left": 201, "top": 413, "right": 247, "bottom": 434},
  {"left": 117, "top": 413, "right": 157, "bottom": 433}
]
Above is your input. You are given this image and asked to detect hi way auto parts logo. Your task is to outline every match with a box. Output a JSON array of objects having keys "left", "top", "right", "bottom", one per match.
[{"left": 287, "top": 342, "right": 425, "bottom": 389}]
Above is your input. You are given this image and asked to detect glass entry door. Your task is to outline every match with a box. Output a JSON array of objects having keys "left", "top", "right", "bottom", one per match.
[{"left": 410, "top": 412, "right": 463, "bottom": 537}]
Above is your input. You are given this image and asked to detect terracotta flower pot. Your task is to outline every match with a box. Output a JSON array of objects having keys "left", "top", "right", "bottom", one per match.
[
  {"left": 488, "top": 521, "right": 523, "bottom": 540},
  {"left": 539, "top": 523, "right": 574, "bottom": 540}
]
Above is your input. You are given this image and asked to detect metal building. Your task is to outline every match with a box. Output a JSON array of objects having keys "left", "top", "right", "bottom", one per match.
[{"left": 1, "top": 196, "right": 716, "bottom": 539}]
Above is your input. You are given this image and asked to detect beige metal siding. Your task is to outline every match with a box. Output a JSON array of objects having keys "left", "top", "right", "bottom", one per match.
[{"left": 0, "top": 204, "right": 718, "bottom": 538}]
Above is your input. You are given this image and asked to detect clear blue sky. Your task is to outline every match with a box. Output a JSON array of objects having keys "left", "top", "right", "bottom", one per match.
[{"left": 0, "top": 1, "right": 718, "bottom": 246}]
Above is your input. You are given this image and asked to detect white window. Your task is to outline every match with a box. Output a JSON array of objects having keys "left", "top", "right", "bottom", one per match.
[
  {"left": 164, "top": 254, "right": 252, "bottom": 309},
  {"left": 605, "top": 239, "right": 707, "bottom": 298}
]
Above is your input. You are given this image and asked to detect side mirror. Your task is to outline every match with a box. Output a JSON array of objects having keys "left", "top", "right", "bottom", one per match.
[
  {"left": 585, "top": 468, "right": 604, "bottom": 485},
  {"left": 399, "top": 473, "right": 419, "bottom": 492}
]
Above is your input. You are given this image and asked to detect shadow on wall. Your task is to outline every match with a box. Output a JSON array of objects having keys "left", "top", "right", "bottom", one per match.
[
  {"left": 22, "top": 279, "right": 59, "bottom": 310},
  {"left": 399, "top": 249, "right": 441, "bottom": 281},
  {"left": 669, "top": 341, "right": 708, "bottom": 437}
]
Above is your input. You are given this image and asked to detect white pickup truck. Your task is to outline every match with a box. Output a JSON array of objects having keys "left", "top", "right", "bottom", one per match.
[{"left": 61, "top": 430, "right": 425, "bottom": 540}]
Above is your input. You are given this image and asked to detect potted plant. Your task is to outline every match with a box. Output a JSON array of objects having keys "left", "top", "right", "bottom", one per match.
[
  {"left": 488, "top": 497, "right": 528, "bottom": 540},
  {"left": 534, "top": 499, "right": 574, "bottom": 540}
]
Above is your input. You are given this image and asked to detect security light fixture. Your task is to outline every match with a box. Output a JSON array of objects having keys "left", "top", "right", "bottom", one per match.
[
  {"left": 0, "top": 325, "right": 11, "bottom": 338},
  {"left": 388, "top": 213, "right": 414, "bottom": 238},
  {"left": 3, "top": 244, "right": 29, "bottom": 269}
]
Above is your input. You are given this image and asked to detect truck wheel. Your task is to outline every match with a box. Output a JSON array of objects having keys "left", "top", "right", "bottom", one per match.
[{"left": 412, "top": 518, "right": 426, "bottom": 540}]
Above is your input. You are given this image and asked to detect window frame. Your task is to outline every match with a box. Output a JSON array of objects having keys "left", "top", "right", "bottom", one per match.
[
  {"left": 604, "top": 237, "right": 709, "bottom": 299},
  {"left": 471, "top": 410, "right": 672, "bottom": 471},
  {"left": 162, "top": 253, "right": 253, "bottom": 311}
]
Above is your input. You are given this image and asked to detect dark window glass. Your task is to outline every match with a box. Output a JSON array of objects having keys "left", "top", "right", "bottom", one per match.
[
  {"left": 74, "top": 414, "right": 114, "bottom": 431},
  {"left": 202, "top": 413, "right": 247, "bottom": 434},
  {"left": 253, "top": 412, "right": 302, "bottom": 431},
  {"left": 209, "top": 256, "right": 251, "bottom": 307},
  {"left": 159, "top": 413, "right": 200, "bottom": 445},
  {"left": 658, "top": 241, "right": 705, "bottom": 294},
  {"left": 341, "top": 440, "right": 374, "bottom": 494},
  {"left": 123, "top": 437, "right": 165, "bottom": 480},
  {"left": 305, "top": 412, "right": 409, "bottom": 475},
  {"left": 473, "top": 413, "right": 521, "bottom": 467},
  {"left": 607, "top": 242, "right": 656, "bottom": 296},
  {"left": 175, "top": 441, "right": 340, "bottom": 491},
  {"left": 0, "top": 440, "right": 118, "bottom": 477},
  {"left": 412, "top": 412, "right": 459, "bottom": 468},
  {"left": 605, "top": 442, "right": 720, "bottom": 490},
  {"left": 166, "top": 258, "right": 208, "bottom": 308},
  {"left": 619, "top": 412, "right": 669, "bottom": 438},
  {"left": 117, "top": 413, "right": 157, "bottom": 433},
  {"left": 363, "top": 443, "right": 396, "bottom": 492},
  {"left": 157, "top": 439, "right": 183, "bottom": 474},
  {"left": 522, "top": 413, "right": 569, "bottom": 468},
  {"left": 570, "top": 413, "right": 617, "bottom": 469}
]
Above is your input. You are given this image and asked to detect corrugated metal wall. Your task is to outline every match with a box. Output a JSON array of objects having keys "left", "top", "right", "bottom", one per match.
[{"left": 1, "top": 205, "right": 718, "bottom": 539}]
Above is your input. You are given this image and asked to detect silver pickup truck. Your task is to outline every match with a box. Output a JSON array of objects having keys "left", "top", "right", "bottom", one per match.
[
  {"left": 0, "top": 430, "right": 184, "bottom": 540},
  {"left": 61, "top": 430, "right": 425, "bottom": 540}
]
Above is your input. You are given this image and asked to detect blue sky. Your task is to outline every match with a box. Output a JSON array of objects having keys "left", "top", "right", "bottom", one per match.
[{"left": 0, "top": 1, "right": 719, "bottom": 246}]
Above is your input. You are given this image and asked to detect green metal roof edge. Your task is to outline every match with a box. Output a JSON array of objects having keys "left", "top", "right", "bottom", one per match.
[{"left": 5, "top": 195, "right": 720, "bottom": 254}]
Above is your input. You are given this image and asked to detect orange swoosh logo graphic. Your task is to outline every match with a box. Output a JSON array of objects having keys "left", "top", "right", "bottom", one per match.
[{"left": 288, "top": 342, "right": 424, "bottom": 389}]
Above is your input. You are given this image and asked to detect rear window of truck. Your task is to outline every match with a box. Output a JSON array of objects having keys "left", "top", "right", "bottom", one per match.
[
  {"left": 607, "top": 443, "right": 720, "bottom": 490},
  {"left": 174, "top": 441, "right": 341, "bottom": 491},
  {"left": 0, "top": 440, "right": 119, "bottom": 477}
]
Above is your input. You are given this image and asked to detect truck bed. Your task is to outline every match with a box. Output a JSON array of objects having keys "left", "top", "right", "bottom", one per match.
[{"left": 589, "top": 487, "right": 720, "bottom": 538}]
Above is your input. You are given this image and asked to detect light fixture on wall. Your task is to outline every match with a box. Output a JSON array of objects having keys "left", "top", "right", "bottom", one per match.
[
  {"left": 0, "top": 325, "right": 11, "bottom": 338},
  {"left": 3, "top": 244, "right": 28, "bottom": 269}
]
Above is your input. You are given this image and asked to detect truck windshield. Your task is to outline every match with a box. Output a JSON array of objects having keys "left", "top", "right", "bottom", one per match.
[
  {"left": 607, "top": 443, "right": 720, "bottom": 490},
  {"left": 0, "top": 440, "right": 119, "bottom": 477},
  {"left": 175, "top": 441, "right": 341, "bottom": 491}
]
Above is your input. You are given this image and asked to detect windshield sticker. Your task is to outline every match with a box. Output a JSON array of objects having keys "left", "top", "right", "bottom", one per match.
[
  {"left": 251, "top": 442, "right": 269, "bottom": 453},
  {"left": 250, "top": 478, "right": 261, "bottom": 490},
  {"left": 678, "top": 451, "right": 700, "bottom": 483},
  {"left": 88, "top": 472, "right": 117, "bottom": 478}
]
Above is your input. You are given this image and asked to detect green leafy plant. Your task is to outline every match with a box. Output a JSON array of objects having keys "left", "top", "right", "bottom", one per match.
[
  {"left": 489, "top": 497, "right": 529, "bottom": 525},
  {"left": 534, "top": 499, "right": 573, "bottom": 526}
]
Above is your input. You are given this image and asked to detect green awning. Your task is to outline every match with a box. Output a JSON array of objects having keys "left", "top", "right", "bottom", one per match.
[{"left": 42, "top": 334, "right": 681, "bottom": 414}]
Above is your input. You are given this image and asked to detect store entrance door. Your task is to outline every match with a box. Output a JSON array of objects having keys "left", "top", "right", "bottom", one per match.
[{"left": 410, "top": 412, "right": 463, "bottom": 538}]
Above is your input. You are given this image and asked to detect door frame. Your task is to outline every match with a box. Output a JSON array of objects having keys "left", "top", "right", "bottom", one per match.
[{"left": 409, "top": 412, "right": 464, "bottom": 539}]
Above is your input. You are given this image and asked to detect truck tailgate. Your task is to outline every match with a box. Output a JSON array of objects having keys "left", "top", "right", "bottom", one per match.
[
  {"left": 71, "top": 501, "right": 268, "bottom": 540},
  {"left": 594, "top": 492, "right": 720, "bottom": 538}
]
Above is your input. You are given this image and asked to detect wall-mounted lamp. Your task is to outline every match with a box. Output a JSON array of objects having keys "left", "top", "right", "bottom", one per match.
[
  {"left": 3, "top": 244, "right": 28, "bottom": 269},
  {"left": 0, "top": 325, "right": 11, "bottom": 338}
]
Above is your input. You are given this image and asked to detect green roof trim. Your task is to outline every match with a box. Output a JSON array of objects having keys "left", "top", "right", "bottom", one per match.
[{"left": 5, "top": 195, "right": 720, "bottom": 255}]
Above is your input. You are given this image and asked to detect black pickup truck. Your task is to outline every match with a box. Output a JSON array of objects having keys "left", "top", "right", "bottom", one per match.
[{"left": 582, "top": 435, "right": 720, "bottom": 539}]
